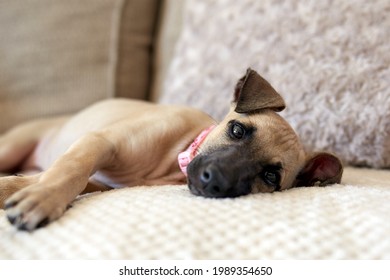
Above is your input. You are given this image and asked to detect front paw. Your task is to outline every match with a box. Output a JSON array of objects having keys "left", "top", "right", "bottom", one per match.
[
  {"left": 0, "top": 174, "right": 40, "bottom": 208},
  {"left": 4, "top": 186, "right": 66, "bottom": 231}
]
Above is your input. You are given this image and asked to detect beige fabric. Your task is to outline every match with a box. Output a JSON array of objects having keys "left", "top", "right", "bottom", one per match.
[
  {"left": 159, "top": 0, "right": 390, "bottom": 168},
  {"left": 0, "top": 166, "right": 389, "bottom": 259},
  {"left": 151, "top": 0, "right": 185, "bottom": 101},
  {"left": 113, "top": 0, "right": 161, "bottom": 100},
  {"left": 0, "top": 0, "right": 160, "bottom": 133}
]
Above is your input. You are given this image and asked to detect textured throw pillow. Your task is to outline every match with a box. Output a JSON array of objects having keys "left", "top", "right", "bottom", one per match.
[
  {"left": 0, "top": 0, "right": 159, "bottom": 133},
  {"left": 160, "top": 0, "right": 390, "bottom": 168}
]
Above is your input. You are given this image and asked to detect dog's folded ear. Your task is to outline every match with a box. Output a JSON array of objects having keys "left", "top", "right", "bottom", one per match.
[
  {"left": 234, "top": 68, "right": 286, "bottom": 114},
  {"left": 294, "top": 153, "right": 343, "bottom": 187}
]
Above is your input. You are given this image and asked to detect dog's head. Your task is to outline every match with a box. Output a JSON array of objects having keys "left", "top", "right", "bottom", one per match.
[{"left": 187, "top": 68, "right": 343, "bottom": 198}]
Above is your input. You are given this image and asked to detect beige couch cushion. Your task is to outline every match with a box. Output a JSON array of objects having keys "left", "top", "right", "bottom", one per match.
[{"left": 0, "top": 0, "right": 160, "bottom": 133}]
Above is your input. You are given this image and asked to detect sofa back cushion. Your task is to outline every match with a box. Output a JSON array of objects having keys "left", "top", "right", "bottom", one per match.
[{"left": 0, "top": 0, "right": 160, "bottom": 133}]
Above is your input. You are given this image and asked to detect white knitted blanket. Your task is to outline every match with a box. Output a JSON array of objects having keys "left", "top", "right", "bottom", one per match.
[{"left": 0, "top": 167, "right": 389, "bottom": 259}]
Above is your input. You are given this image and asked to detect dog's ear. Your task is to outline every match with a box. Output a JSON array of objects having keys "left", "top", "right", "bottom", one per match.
[
  {"left": 234, "top": 68, "right": 286, "bottom": 113},
  {"left": 295, "top": 153, "right": 343, "bottom": 187}
]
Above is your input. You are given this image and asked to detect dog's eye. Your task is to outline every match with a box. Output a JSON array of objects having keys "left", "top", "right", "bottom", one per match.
[
  {"left": 229, "top": 122, "right": 246, "bottom": 139},
  {"left": 262, "top": 170, "right": 281, "bottom": 188}
]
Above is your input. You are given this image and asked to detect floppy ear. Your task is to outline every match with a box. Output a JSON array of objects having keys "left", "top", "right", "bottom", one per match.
[
  {"left": 234, "top": 68, "right": 286, "bottom": 113},
  {"left": 295, "top": 153, "right": 343, "bottom": 187}
]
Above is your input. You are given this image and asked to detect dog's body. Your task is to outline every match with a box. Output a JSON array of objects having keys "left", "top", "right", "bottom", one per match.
[{"left": 0, "top": 69, "right": 343, "bottom": 231}]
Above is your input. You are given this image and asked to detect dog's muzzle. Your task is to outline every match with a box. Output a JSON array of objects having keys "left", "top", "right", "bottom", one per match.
[{"left": 186, "top": 146, "right": 255, "bottom": 198}]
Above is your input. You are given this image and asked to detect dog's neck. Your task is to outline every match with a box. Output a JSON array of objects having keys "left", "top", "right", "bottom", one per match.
[{"left": 178, "top": 125, "right": 216, "bottom": 176}]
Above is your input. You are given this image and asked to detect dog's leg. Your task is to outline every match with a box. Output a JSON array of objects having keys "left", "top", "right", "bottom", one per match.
[
  {"left": 0, "top": 117, "right": 69, "bottom": 172},
  {"left": 4, "top": 132, "right": 116, "bottom": 231},
  {"left": 0, "top": 124, "right": 38, "bottom": 173}
]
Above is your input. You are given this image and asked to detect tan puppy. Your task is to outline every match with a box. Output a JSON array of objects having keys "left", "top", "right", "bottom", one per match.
[{"left": 0, "top": 69, "right": 343, "bottom": 231}]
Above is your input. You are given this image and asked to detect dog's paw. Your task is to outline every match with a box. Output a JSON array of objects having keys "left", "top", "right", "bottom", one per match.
[
  {"left": 4, "top": 185, "right": 66, "bottom": 231},
  {"left": 0, "top": 174, "right": 40, "bottom": 208}
]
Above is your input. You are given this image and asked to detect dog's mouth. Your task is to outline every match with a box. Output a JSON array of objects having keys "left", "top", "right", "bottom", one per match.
[
  {"left": 187, "top": 177, "right": 227, "bottom": 198},
  {"left": 187, "top": 181, "right": 203, "bottom": 196},
  {"left": 188, "top": 178, "right": 250, "bottom": 198},
  {"left": 187, "top": 174, "right": 253, "bottom": 198}
]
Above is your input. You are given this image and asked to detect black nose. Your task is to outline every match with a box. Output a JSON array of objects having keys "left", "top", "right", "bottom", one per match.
[{"left": 200, "top": 165, "right": 228, "bottom": 196}]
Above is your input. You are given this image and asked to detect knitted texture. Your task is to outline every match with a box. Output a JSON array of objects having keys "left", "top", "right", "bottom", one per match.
[
  {"left": 159, "top": 0, "right": 390, "bottom": 168},
  {"left": 0, "top": 167, "right": 389, "bottom": 259}
]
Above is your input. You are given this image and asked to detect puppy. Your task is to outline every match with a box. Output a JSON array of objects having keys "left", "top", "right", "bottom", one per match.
[{"left": 0, "top": 68, "right": 343, "bottom": 231}]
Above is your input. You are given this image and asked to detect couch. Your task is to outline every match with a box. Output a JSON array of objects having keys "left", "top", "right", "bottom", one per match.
[{"left": 0, "top": 0, "right": 389, "bottom": 259}]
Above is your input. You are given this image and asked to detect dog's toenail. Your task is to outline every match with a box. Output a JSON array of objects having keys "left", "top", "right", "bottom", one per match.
[
  {"left": 4, "top": 201, "right": 17, "bottom": 210},
  {"left": 7, "top": 215, "right": 16, "bottom": 224},
  {"left": 37, "top": 218, "right": 49, "bottom": 229},
  {"left": 17, "top": 222, "right": 30, "bottom": 231}
]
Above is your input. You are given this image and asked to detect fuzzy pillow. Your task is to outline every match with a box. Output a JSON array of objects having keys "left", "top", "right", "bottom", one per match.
[{"left": 159, "top": 0, "right": 390, "bottom": 168}]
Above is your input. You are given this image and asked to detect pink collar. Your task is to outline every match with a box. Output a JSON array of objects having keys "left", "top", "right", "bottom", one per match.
[{"left": 178, "top": 125, "right": 216, "bottom": 176}]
